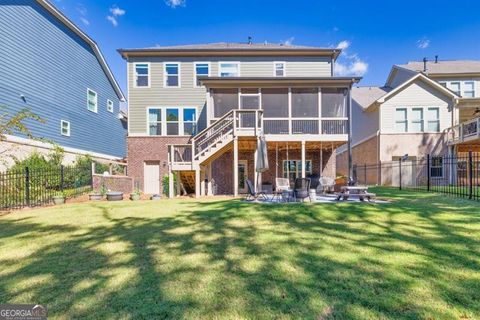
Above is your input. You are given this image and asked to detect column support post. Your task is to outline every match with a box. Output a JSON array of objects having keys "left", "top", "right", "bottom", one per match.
[
  {"left": 195, "top": 168, "right": 201, "bottom": 198},
  {"left": 301, "top": 140, "right": 306, "bottom": 178},
  {"left": 233, "top": 137, "right": 239, "bottom": 197}
]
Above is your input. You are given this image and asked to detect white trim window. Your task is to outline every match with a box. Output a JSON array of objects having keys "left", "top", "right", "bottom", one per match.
[
  {"left": 395, "top": 108, "right": 408, "bottom": 133},
  {"left": 107, "top": 99, "right": 114, "bottom": 113},
  {"left": 431, "top": 156, "right": 444, "bottom": 178},
  {"left": 87, "top": 89, "right": 97, "bottom": 113},
  {"left": 164, "top": 63, "right": 180, "bottom": 87},
  {"left": 134, "top": 63, "right": 150, "bottom": 87},
  {"left": 450, "top": 81, "right": 461, "bottom": 96},
  {"left": 166, "top": 108, "right": 180, "bottom": 135},
  {"left": 219, "top": 62, "right": 240, "bottom": 77},
  {"left": 410, "top": 108, "right": 424, "bottom": 132},
  {"left": 427, "top": 107, "right": 440, "bottom": 132},
  {"left": 283, "top": 160, "right": 312, "bottom": 182},
  {"left": 274, "top": 62, "right": 286, "bottom": 77},
  {"left": 194, "top": 62, "right": 210, "bottom": 87},
  {"left": 60, "top": 120, "right": 70, "bottom": 136},
  {"left": 463, "top": 81, "right": 475, "bottom": 98},
  {"left": 183, "top": 108, "right": 197, "bottom": 135},
  {"left": 148, "top": 108, "right": 162, "bottom": 136}
]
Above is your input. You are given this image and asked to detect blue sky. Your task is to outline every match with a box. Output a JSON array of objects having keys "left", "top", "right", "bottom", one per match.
[{"left": 56, "top": 0, "right": 480, "bottom": 94}]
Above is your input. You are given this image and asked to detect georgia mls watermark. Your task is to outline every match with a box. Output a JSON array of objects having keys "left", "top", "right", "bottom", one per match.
[{"left": 0, "top": 304, "right": 47, "bottom": 320}]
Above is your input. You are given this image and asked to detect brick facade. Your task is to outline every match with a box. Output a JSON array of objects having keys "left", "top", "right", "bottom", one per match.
[
  {"left": 127, "top": 136, "right": 190, "bottom": 191},
  {"left": 93, "top": 174, "right": 134, "bottom": 194},
  {"left": 211, "top": 147, "right": 336, "bottom": 195}
]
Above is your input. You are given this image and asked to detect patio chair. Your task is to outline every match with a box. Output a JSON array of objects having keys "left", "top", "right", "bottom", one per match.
[
  {"left": 319, "top": 177, "right": 335, "bottom": 194},
  {"left": 275, "top": 178, "right": 291, "bottom": 192},
  {"left": 245, "top": 179, "right": 269, "bottom": 201},
  {"left": 308, "top": 174, "right": 320, "bottom": 191},
  {"left": 294, "top": 178, "right": 311, "bottom": 202}
]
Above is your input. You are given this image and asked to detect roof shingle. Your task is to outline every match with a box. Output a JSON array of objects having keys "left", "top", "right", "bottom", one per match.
[{"left": 398, "top": 60, "right": 480, "bottom": 74}]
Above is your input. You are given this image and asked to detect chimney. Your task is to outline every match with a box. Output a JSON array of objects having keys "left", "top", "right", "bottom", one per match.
[
  {"left": 247, "top": 36, "right": 252, "bottom": 45},
  {"left": 435, "top": 55, "right": 439, "bottom": 63},
  {"left": 423, "top": 57, "right": 428, "bottom": 72}
]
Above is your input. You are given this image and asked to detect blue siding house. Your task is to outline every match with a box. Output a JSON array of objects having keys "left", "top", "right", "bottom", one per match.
[{"left": 0, "top": 0, "right": 126, "bottom": 167}]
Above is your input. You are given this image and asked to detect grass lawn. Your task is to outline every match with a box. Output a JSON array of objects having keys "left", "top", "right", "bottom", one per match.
[{"left": 0, "top": 188, "right": 479, "bottom": 319}]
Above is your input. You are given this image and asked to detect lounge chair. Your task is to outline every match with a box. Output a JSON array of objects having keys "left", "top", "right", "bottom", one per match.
[
  {"left": 275, "top": 178, "right": 291, "bottom": 192},
  {"left": 319, "top": 177, "right": 335, "bottom": 194},
  {"left": 245, "top": 179, "right": 269, "bottom": 201},
  {"left": 294, "top": 178, "right": 311, "bottom": 202}
]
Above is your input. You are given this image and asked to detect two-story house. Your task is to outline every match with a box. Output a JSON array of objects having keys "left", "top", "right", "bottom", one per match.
[
  {"left": 389, "top": 60, "right": 480, "bottom": 157},
  {"left": 119, "top": 42, "right": 360, "bottom": 197},
  {"left": 336, "top": 63, "right": 460, "bottom": 185},
  {"left": 0, "top": 0, "right": 126, "bottom": 170}
]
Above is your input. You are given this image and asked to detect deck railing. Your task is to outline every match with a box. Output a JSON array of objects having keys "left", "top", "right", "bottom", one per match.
[{"left": 448, "top": 117, "right": 480, "bottom": 144}]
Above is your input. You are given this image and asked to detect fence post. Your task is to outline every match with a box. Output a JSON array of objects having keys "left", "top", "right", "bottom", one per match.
[
  {"left": 364, "top": 163, "right": 367, "bottom": 186},
  {"left": 469, "top": 151, "right": 473, "bottom": 199},
  {"left": 399, "top": 159, "right": 402, "bottom": 190},
  {"left": 427, "top": 154, "right": 431, "bottom": 192},
  {"left": 25, "top": 167, "right": 30, "bottom": 207},
  {"left": 60, "top": 165, "right": 65, "bottom": 192}
]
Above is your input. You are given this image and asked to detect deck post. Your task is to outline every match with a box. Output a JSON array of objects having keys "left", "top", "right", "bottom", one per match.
[
  {"left": 168, "top": 169, "right": 174, "bottom": 198},
  {"left": 253, "top": 140, "right": 258, "bottom": 193},
  {"left": 195, "top": 168, "right": 201, "bottom": 198},
  {"left": 176, "top": 171, "right": 181, "bottom": 196},
  {"left": 233, "top": 137, "right": 239, "bottom": 197},
  {"left": 301, "top": 141, "right": 306, "bottom": 178}
]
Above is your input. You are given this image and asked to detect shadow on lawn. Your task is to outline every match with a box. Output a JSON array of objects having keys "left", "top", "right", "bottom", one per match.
[{"left": 0, "top": 191, "right": 479, "bottom": 319}]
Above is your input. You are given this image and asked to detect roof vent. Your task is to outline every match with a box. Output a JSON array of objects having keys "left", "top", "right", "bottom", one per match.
[
  {"left": 435, "top": 55, "right": 439, "bottom": 63},
  {"left": 423, "top": 57, "right": 428, "bottom": 72},
  {"left": 248, "top": 36, "right": 252, "bottom": 45}
]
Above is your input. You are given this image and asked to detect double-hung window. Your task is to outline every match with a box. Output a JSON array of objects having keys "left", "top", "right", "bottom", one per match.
[
  {"left": 194, "top": 63, "right": 209, "bottom": 87},
  {"left": 219, "top": 62, "right": 240, "bottom": 77},
  {"left": 450, "top": 82, "right": 461, "bottom": 96},
  {"left": 148, "top": 109, "right": 162, "bottom": 136},
  {"left": 274, "top": 62, "right": 286, "bottom": 77},
  {"left": 183, "top": 108, "right": 197, "bottom": 135},
  {"left": 427, "top": 107, "right": 440, "bottom": 132},
  {"left": 87, "top": 89, "right": 97, "bottom": 113},
  {"left": 60, "top": 120, "right": 70, "bottom": 136},
  {"left": 134, "top": 63, "right": 149, "bottom": 87},
  {"left": 164, "top": 63, "right": 180, "bottom": 87},
  {"left": 107, "top": 99, "right": 114, "bottom": 113},
  {"left": 166, "top": 108, "right": 179, "bottom": 135},
  {"left": 431, "top": 157, "right": 443, "bottom": 178},
  {"left": 463, "top": 81, "right": 475, "bottom": 97},
  {"left": 395, "top": 108, "right": 408, "bottom": 133},
  {"left": 410, "top": 108, "right": 424, "bottom": 132}
]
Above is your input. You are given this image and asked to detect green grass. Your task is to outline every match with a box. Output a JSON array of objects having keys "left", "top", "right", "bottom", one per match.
[{"left": 0, "top": 188, "right": 479, "bottom": 319}]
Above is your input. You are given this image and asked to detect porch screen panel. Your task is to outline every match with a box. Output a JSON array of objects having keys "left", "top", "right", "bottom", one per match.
[
  {"left": 212, "top": 89, "right": 239, "bottom": 118},
  {"left": 321, "top": 88, "right": 346, "bottom": 117},
  {"left": 262, "top": 88, "right": 288, "bottom": 118},
  {"left": 292, "top": 88, "right": 319, "bottom": 118}
]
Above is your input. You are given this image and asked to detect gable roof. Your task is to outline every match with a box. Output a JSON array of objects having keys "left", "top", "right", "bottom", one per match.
[
  {"left": 352, "top": 86, "right": 392, "bottom": 110},
  {"left": 118, "top": 42, "right": 341, "bottom": 59},
  {"left": 36, "top": 0, "right": 125, "bottom": 101},
  {"left": 363, "top": 73, "right": 459, "bottom": 111},
  {"left": 397, "top": 60, "right": 480, "bottom": 75}
]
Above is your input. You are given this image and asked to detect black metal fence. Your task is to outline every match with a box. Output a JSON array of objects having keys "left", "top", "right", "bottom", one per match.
[
  {"left": 0, "top": 165, "right": 92, "bottom": 210},
  {"left": 353, "top": 152, "right": 480, "bottom": 201}
]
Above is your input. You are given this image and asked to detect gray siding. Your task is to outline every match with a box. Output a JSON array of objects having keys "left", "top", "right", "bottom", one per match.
[
  {"left": 0, "top": 0, "right": 126, "bottom": 157},
  {"left": 388, "top": 68, "right": 417, "bottom": 88},
  {"left": 128, "top": 56, "right": 332, "bottom": 134}
]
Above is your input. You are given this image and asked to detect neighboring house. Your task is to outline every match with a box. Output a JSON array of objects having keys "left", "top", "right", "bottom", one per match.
[
  {"left": 0, "top": 0, "right": 126, "bottom": 170},
  {"left": 336, "top": 71, "right": 459, "bottom": 185},
  {"left": 119, "top": 42, "right": 360, "bottom": 196},
  {"left": 389, "top": 60, "right": 480, "bottom": 157}
]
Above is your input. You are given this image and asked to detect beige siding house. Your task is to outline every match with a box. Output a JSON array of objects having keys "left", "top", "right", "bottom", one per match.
[
  {"left": 337, "top": 72, "right": 458, "bottom": 184},
  {"left": 120, "top": 42, "right": 359, "bottom": 197}
]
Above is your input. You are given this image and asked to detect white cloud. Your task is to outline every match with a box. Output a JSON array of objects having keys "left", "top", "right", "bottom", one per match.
[
  {"left": 417, "top": 38, "right": 430, "bottom": 49},
  {"left": 281, "top": 37, "right": 295, "bottom": 46},
  {"left": 336, "top": 40, "right": 350, "bottom": 50},
  {"left": 333, "top": 27, "right": 339, "bottom": 32},
  {"left": 80, "top": 17, "right": 90, "bottom": 26},
  {"left": 107, "top": 5, "right": 125, "bottom": 27},
  {"left": 106, "top": 15, "right": 118, "bottom": 27},
  {"left": 166, "top": 0, "right": 185, "bottom": 8},
  {"left": 333, "top": 40, "right": 368, "bottom": 76},
  {"left": 110, "top": 6, "right": 126, "bottom": 16}
]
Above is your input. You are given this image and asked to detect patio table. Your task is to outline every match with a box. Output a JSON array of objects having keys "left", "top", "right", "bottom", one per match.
[{"left": 336, "top": 186, "right": 371, "bottom": 201}]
